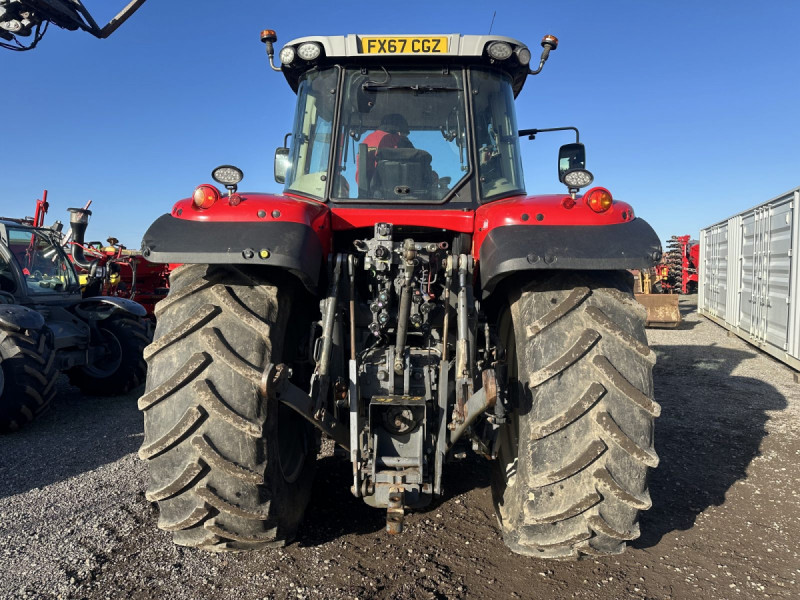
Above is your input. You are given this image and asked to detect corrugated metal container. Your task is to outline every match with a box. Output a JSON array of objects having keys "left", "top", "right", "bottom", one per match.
[{"left": 698, "top": 186, "right": 800, "bottom": 371}]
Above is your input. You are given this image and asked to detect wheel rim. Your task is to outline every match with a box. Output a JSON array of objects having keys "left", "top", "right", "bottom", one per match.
[
  {"left": 83, "top": 328, "right": 123, "bottom": 378},
  {"left": 277, "top": 403, "right": 308, "bottom": 483}
]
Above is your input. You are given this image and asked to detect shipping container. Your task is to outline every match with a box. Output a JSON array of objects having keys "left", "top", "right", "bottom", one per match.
[{"left": 698, "top": 186, "right": 800, "bottom": 371}]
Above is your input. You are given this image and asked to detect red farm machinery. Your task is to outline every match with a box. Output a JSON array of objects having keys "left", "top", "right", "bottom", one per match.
[
  {"left": 27, "top": 191, "right": 169, "bottom": 317},
  {"left": 663, "top": 234, "right": 699, "bottom": 295},
  {"left": 138, "top": 31, "right": 663, "bottom": 559}
]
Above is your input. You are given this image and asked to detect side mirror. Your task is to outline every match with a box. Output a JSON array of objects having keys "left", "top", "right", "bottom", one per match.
[
  {"left": 558, "top": 142, "right": 586, "bottom": 182},
  {"left": 274, "top": 147, "right": 290, "bottom": 184}
]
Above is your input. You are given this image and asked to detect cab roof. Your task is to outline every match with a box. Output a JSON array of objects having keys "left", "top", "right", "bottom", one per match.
[{"left": 278, "top": 34, "right": 532, "bottom": 96}]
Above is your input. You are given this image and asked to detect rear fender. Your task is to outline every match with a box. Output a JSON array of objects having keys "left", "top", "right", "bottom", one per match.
[
  {"left": 0, "top": 304, "right": 45, "bottom": 332},
  {"left": 141, "top": 195, "right": 330, "bottom": 293},
  {"left": 74, "top": 296, "right": 147, "bottom": 321},
  {"left": 474, "top": 193, "right": 662, "bottom": 296},
  {"left": 477, "top": 219, "right": 663, "bottom": 297}
]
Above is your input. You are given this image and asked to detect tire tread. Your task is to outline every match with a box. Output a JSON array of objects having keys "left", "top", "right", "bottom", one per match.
[{"left": 493, "top": 272, "right": 658, "bottom": 559}]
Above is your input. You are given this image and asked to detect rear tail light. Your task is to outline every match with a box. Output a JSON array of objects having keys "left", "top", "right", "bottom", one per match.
[
  {"left": 193, "top": 184, "right": 221, "bottom": 209},
  {"left": 584, "top": 187, "right": 613, "bottom": 213}
]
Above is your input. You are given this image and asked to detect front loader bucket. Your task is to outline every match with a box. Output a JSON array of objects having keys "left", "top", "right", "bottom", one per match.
[{"left": 635, "top": 294, "right": 681, "bottom": 328}]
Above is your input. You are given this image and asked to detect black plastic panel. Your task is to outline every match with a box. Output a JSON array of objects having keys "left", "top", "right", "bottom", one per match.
[
  {"left": 141, "top": 214, "right": 324, "bottom": 292},
  {"left": 478, "top": 218, "right": 662, "bottom": 295}
]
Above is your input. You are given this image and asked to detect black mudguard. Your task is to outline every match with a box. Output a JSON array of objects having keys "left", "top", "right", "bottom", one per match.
[
  {"left": 141, "top": 214, "right": 324, "bottom": 293},
  {"left": 0, "top": 304, "right": 45, "bottom": 332},
  {"left": 478, "top": 218, "right": 662, "bottom": 296},
  {"left": 74, "top": 296, "right": 148, "bottom": 320}
]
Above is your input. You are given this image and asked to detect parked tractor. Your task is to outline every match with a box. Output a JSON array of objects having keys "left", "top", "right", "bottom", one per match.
[
  {"left": 139, "top": 31, "right": 662, "bottom": 559},
  {"left": 0, "top": 207, "right": 151, "bottom": 432},
  {"left": 27, "top": 191, "right": 170, "bottom": 318}
]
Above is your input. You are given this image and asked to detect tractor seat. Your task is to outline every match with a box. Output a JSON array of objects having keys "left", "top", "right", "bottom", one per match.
[{"left": 372, "top": 147, "right": 434, "bottom": 199}]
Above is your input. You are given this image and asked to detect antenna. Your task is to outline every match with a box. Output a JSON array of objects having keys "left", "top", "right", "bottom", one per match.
[{"left": 488, "top": 11, "right": 496, "bottom": 34}]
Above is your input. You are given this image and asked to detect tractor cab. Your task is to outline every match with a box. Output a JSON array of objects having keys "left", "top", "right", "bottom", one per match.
[
  {"left": 0, "top": 220, "right": 81, "bottom": 299},
  {"left": 268, "top": 34, "right": 559, "bottom": 206}
]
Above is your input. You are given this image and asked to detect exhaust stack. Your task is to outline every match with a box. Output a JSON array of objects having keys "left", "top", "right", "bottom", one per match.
[{"left": 67, "top": 208, "right": 95, "bottom": 269}]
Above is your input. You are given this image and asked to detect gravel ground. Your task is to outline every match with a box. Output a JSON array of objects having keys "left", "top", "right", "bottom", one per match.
[{"left": 1, "top": 296, "right": 799, "bottom": 600}]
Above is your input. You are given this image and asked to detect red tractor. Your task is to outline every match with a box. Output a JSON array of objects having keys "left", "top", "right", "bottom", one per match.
[{"left": 139, "top": 31, "right": 662, "bottom": 559}]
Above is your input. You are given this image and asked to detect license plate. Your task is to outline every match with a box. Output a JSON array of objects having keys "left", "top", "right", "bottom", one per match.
[{"left": 359, "top": 36, "right": 448, "bottom": 55}]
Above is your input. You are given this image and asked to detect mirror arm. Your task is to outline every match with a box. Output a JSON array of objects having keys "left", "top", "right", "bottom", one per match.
[
  {"left": 518, "top": 126, "right": 580, "bottom": 143},
  {"left": 283, "top": 132, "right": 292, "bottom": 148}
]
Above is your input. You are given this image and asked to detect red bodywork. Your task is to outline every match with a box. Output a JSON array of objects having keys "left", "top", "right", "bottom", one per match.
[
  {"left": 171, "top": 187, "right": 634, "bottom": 262},
  {"left": 33, "top": 191, "right": 49, "bottom": 228},
  {"left": 71, "top": 244, "right": 170, "bottom": 316},
  {"left": 473, "top": 192, "right": 634, "bottom": 257},
  {"left": 674, "top": 234, "right": 699, "bottom": 294},
  {"left": 688, "top": 242, "right": 700, "bottom": 291},
  {"left": 173, "top": 191, "right": 332, "bottom": 254}
]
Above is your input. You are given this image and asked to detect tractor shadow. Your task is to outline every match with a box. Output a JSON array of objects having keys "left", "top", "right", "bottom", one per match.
[
  {"left": 0, "top": 376, "right": 144, "bottom": 499},
  {"left": 296, "top": 445, "right": 491, "bottom": 545},
  {"left": 633, "top": 341, "right": 787, "bottom": 549},
  {"left": 295, "top": 453, "right": 386, "bottom": 543}
]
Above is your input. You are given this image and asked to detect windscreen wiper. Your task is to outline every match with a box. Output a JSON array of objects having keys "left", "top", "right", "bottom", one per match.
[{"left": 361, "top": 84, "right": 463, "bottom": 92}]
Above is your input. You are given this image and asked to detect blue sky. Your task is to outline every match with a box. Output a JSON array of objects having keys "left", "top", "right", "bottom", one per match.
[{"left": 1, "top": 0, "right": 799, "bottom": 248}]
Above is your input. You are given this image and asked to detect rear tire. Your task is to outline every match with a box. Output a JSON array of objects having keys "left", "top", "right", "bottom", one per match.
[
  {"left": 139, "top": 264, "right": 316, "bottom": 550},
  {"left": 0, "top": 326, "right": 57, "bottom": 433},
  {"left": 492, "top": 271, "right": 659, "bottom": 559},
  {"left": 67, "top": 314, "right": 150, "bottom": 395}
]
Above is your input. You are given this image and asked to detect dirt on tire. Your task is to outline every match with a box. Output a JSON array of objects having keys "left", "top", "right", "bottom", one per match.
[
  {"left": 139, "top": 264, "right": 317, "bottom": 550},
  {"left": 494, "top": 272, "right": 658, "bottom": 559}
]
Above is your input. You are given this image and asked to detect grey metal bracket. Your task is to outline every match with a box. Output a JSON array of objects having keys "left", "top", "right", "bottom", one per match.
[
  {"left": 386, "top": 488, "right": 405, "bottom": 534},
  {"left": 447, "top": 369, "right": 498, "bottom": 451},
  {"left": 262, "top": 362, "right": 350, "bottom": 450}
]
